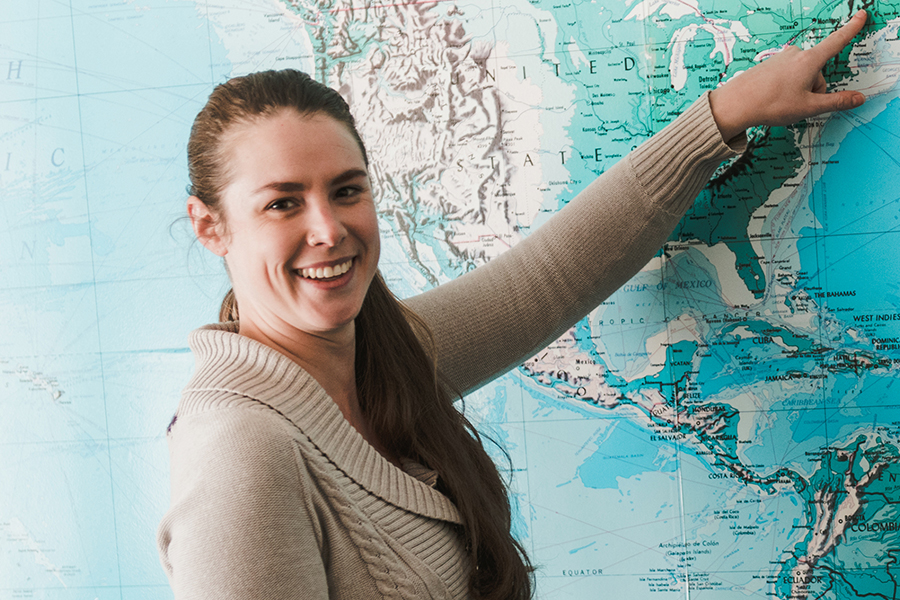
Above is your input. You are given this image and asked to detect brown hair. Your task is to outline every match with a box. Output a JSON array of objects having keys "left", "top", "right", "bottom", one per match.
[{"left": 189, "top": 69, "right": 532, "bottom": 599}]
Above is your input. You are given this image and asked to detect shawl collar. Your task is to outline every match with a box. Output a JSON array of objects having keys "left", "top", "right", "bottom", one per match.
[{"left": 181, "top": 322, "right": 463, "bottom": 525}]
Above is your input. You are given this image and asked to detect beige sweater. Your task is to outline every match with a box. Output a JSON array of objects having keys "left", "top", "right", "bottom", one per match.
[{"left": 157, "top": 94, "right": 742, "bottom": 599}]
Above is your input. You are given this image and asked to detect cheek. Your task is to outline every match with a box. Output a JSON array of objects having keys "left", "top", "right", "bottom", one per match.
[
  {"left": 357, "top": 208, "right": 381, "bottom": 255},
  {"left": 226, "top": 227, "right": 293, "bottom": 277},
  {"left": 366, "top": 218, "right": 380, "bottom": 255}
]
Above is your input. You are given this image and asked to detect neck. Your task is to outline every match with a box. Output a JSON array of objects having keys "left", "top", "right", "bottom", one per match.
[
  {"left": 239, "top": 314, "right": 356, "bottom": 406},
  {"left": 237, "top": 313, "right": 399, "bottom": 466}
]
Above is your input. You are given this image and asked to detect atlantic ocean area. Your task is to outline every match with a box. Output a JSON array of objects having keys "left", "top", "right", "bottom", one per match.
[{"left": 796, "top": 95, "right": 900, "bottom": 348}]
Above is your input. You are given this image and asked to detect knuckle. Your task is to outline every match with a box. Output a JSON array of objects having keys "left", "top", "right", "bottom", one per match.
[{"left": 837, "top": 95, "right": 854, "bottom": 110}]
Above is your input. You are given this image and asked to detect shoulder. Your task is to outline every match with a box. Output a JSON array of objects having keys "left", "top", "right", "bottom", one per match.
[
  {"left": 161, "top": 403, "right": 327, "bottom": 554},
  {"left": 167, "top": 402, "right": 307, "bottom": 492},
  {"left": 159, "top": 405, "right": 331, "bottom": 598}
]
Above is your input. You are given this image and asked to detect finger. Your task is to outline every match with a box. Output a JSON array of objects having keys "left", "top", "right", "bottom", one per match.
[
  {"left": 806, "top": 89, "right": 866, "bottom": 115},
  {"left": 807, "top": 10, "right": 867, "bottom": 66}
]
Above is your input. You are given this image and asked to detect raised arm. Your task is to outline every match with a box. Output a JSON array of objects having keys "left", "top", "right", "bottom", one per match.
[
  {"left": 406, "top": 95, "right": 735, "bottom": 395},
  {"left": 407, "top": 11, "right": 868, "bottom": 396}
]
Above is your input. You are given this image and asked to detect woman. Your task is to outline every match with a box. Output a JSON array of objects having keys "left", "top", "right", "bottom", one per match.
[{"left": 157, "top": 12, "right": 868, "bottom": 600}]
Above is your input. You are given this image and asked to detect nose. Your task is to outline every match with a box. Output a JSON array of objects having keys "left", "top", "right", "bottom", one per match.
[{"left": 306, "top": 200, "right": 347, "bottom": 247}]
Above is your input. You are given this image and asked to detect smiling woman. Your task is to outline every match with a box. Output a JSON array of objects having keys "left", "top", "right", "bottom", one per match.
[
  {"left": 190, "top": 112, "right": 380, "bottom": 347},
  {"left": 157, "top": 13, "right": 869, "bottom": 600},
  {"left": 159, "top": 70, "right": 534, "bottom": 600}
]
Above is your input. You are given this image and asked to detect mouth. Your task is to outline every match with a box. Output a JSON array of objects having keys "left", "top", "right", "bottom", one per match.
[{"left": 298, "top": 258, "right": 353, "bottom": 281}]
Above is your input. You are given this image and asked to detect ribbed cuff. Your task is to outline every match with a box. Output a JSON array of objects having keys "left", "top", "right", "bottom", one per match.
[{"left": 630, "top": 91, "right": 745, "bottom": 215}]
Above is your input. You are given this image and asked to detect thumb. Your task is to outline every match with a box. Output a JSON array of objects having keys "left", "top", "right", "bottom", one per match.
[{"left": 807, "top": 90, "right": 865, "bottom": 116}]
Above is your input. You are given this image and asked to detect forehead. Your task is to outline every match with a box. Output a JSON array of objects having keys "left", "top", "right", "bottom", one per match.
[{"left": 221, "top": 109, "right": 366, "bottom": 186}]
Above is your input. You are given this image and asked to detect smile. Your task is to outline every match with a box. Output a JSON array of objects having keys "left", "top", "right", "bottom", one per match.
[{"left": 299, "top": 259, "right": 353, "bottom": 280}]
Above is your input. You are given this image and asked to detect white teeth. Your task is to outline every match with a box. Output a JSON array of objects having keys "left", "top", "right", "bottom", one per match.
[{"left": 301, "top": 259, "right": 352, "bottom": 279}]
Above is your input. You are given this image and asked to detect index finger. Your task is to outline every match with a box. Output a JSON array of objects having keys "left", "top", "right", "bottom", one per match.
[{"left": 807, "top": 9, "right": 868, "bottom": 65}]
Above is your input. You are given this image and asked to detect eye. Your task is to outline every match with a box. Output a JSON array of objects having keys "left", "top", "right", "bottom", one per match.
[
  {"left": 266, "top": 197, "right": 299, "bottom": 211},
  {"left": 335, "top": 185, "right": 364, "bottom": 202}
]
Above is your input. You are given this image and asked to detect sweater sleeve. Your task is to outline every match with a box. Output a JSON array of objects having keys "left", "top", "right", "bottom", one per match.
[
  {"left": 157, "top": 407, "right": 328, "bottom": 600},
  {"left": 405, "top": 92, "right": 745, "bottom": 396}
]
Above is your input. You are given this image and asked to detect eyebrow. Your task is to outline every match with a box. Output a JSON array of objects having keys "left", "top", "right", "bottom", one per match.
[{"left": 253, "top": 169, "right": 369, "bottom": 195}]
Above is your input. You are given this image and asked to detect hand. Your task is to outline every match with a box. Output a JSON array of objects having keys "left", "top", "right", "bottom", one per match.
[{"left": 709, "top": 10, "right": 868, "bottom": 141}]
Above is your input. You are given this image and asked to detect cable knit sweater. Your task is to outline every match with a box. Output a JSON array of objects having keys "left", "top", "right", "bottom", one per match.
[{"left": 157, "top": 93, "right": 743, "bottom": 599}]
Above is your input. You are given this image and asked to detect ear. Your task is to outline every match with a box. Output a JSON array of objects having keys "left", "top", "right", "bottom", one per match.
[{"left": 187, "top": 196, "right": 228, "bottom": 257}]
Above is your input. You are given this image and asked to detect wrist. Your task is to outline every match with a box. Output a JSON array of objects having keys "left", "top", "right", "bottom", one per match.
[{"left": 708, "top": 86, "right": 749, "bottom": 143}]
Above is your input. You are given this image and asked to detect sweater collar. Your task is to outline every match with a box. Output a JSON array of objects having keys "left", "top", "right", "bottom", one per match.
[{"left": 183, "top": 321, "right": 462, "bottom": 525}]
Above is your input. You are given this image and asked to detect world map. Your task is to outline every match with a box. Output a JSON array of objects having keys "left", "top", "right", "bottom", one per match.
[{"left": 3, "top": 1, "right": 900, "bottom": 598}]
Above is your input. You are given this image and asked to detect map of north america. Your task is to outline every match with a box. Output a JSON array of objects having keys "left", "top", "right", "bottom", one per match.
[{"left": 3, "top": 1, "right": 900, "bottom": 598}]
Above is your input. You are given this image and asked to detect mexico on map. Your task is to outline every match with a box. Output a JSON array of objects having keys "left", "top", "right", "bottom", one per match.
[{"left": 2, "top": 1, "right": 900, "bottom": 598}]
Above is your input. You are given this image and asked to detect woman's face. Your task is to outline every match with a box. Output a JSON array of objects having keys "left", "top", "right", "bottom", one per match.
[{"left": 210, "top": 109, "right": 380, "bottom": 338}]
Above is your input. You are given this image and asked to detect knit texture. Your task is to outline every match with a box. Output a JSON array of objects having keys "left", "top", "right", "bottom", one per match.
[
  {"left": 157, "top": 92, "right": 743, "bottom": 599},
  {"left": 159, "top": 326, "right": 468, "bottom": 599}
]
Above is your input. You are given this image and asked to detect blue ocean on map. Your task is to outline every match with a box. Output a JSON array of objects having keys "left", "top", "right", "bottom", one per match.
[
  {"left": 577, "top": 418, "right": 678, "bottom": 489},
  {"left": 797, "top": 97, "right": 900, "bottom": 326},
  {"left": 8, "top": 2, "right": 900, "bottom": 598}
]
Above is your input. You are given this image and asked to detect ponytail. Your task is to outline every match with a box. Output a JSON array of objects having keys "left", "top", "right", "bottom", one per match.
[{"left": 219, "top": 288, "right": 239, "bottom": 322}]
